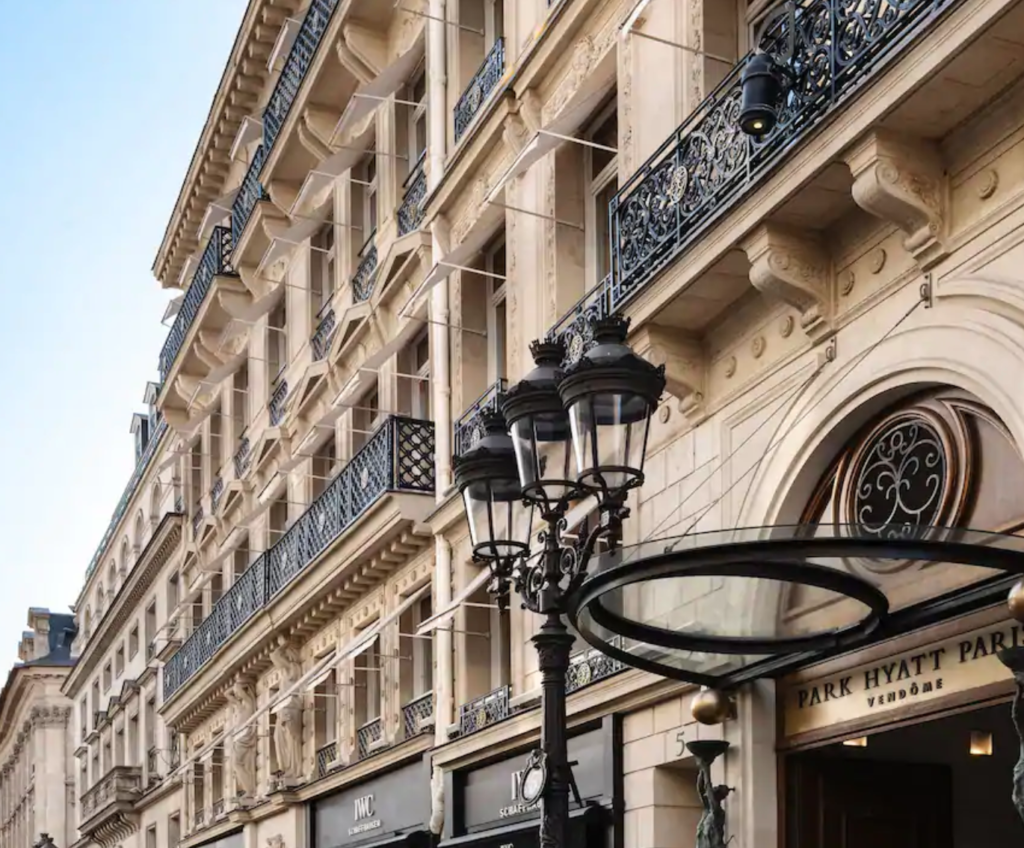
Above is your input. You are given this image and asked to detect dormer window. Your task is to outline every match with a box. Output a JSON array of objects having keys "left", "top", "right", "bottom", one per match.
[{"left": 130, "top": 414, "right": 150, "bottom": 464}]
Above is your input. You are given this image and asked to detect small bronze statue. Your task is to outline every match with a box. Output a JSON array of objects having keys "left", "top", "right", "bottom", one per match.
[{"left": 687, "top": 740, "right": 733, "bottom": 848}]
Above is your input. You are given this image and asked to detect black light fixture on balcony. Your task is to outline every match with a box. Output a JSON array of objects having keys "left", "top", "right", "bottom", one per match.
[
  {"left": 453, "top": 319, "right": 664, "bottom": 848},
  {"left": 738, "top": 1, "right": 797, "bottom": 138}
]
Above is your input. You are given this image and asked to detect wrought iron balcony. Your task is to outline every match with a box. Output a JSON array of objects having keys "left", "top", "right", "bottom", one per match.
[
  {"left": 454, "top": 379, "right": 507, "bottom": 458},
  {"left": 86, "top": 417, "right": 167, "bottom": 579},
  {"left": 269, "top": 379, "right": 289, "bottom": 426},
  {"left": 397, "top": 161, "right": 427, "bottom": 236},
  {"left": 233, "top": 433, "right": 251, "bottom": 478},
  {"left": 565, "top": 639, "right": 627, "bottom": 694},
  {"left": 352, "top": 240, "right": 378, "bottom": 303},
  {"left": 263, "top": 0, "right": 340, "bottom": 155},
  {"left": 402, "top": 692, "right": 434, "bottom": 739},
  {"left": 191, "top": 503, "right": 205, "bottom": 535},
  {"left": 455, "top": 684, "right": 513, "bottom": 738},
  {"left": 194, "top": 808, "right": 205, "bottom": 828},
  {"left": 602, "top": 0, "right": 958, "bottom": 318},
  {"left": 210, "top": 477, "right": 224, "bottom": 512},
  {"left": 159, "top": 226, "right": 236, "bottom": 382},
  {"left": 545, "top": 277, "right": 611, "bottom": 367},
  {"left": 316, "top": 741, "right": 338, "bottom": 777},
  {"left": 213, "top": 798, "right": 226, "bottom": 819},
  {"left": 356, "top": 717, "right": 383, "bottom": 759},
  {"left": 162, "top": 416, "right": 435, "bottom": 700},
  {"left": 454, "top": 38, "right": 505, "bottom": 142},
  {"left": 311, "top": 303, "right": 336, "bottom": 361},
  {"left": 79, "top": 766, "right": 142, "bottom": 828},
  {"left": 174, "top": 493, "right": 184, "bottom": 513},
  {"left": 232, "top": 144, "right": 268, "bottom": 246}
]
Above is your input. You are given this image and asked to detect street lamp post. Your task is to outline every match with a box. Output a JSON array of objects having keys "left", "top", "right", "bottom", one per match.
[{"left": 454, "top": 316, "right": 665, "bottom": 848}]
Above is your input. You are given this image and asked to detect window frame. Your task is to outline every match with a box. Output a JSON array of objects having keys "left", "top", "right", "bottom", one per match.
[
  {"left": 484, "top": 235, "right": 508, "bottom": 385},
  {"left": 583, "top": 98, "right": 619, "bottom": 289}
]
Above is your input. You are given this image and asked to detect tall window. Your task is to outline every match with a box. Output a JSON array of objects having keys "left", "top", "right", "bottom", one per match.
[
  {"left": 115, "top": 726, "right": 125, "bottom": 766},
  {"left": 400, "top": 594, "right": 433, "bottom": 710},
  {"left": 211, "top": 744, "right": 224, "bottom": 810},
  {"left": 314, "top": 668, "right": 338, "bottom": 752},
  {"left": 484, "top": 0, "right": 503, "bottom": 46},
  {"left": 80, "top": 699, "right": 88, "bottom": 741},
  {"left": 128, "top": 714, "right": 139, "bottom": 766},
  {"left": 485, "top": 236, "right": 507, "bottom": 384},
  {"left": 399, "top": 333, "right": 431, "bottom": 419},
  {"left": 168, "top": 571, "right": 180, "bottom": 613},
  {"left": 406, "top": 71, "right": 427, "bottom": 169},
  {"left": 233, "top": 362, "right": 249, "bottom": 440},
  {"left": 168, "top": 813, "right": 181, "bottom": 847},
  {"left": 268, "top": 301, "right": 288, "bottom": 383},
  {"left": 585, "top": 101, "right": 618, "bottom": 286},
  {"left": 352, "top": 384, "right": 382, "bottom": 453},
  {"left": 311, "top": 220, "right": 336, "bottom": 320},
  {"left": 356, "top": 154, "right": 378, "bottom": 245},
  {"left": 115, "top": 644, "right": 125, "bottom": 678},
  {"left": 210, "top": 399, "right": 223, "bottom": 481},
  {"left": 103, "top": 662, "right": 112, "bottom": 693},
  {"left": 269, "top": 495, "right": 289, "bottom": 547},
  {"left": 311, "top": 436, "right": 337, "bottom": 500},
  {"left": 91, "top": 679, "right": 100, "bottom": 715},
  {"left": 232, "top": 533, "right": 251, "bottom": 580},
  {"left": 354, "top": 633, "right": 381, "bottom": 728},
  {"left": 129, "top": 623, "right": 139, "bottom": 659},
  {"left": 189, "top": 441, "right": 203, "bottom": 518},
  {"left": 145, "top": 601, "right": 157, "bottom": 659},
  {"left": 192, "top": 762, "right": 205, "bottom": 823}
]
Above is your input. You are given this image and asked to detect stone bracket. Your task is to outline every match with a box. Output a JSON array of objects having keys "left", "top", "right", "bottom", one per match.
[
  {"left": 631, "top": 324, "right": 706, "bottom": 421},
  {"left": 844, "top": 129, "right": 947, "bottom": 269},
  {"left": 743, "top": 223, "right": 831, "bottom": 341}
]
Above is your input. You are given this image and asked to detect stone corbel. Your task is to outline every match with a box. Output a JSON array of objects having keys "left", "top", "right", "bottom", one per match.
[
  {"left": 265, "top": 180, "right": 300, "bottom": 215},
  {"left": 743, "top": 223, "right": 831, "bottom": 340},
  {"left": 236, "top": 264, "right": 270, "bottom": 299},
  {"left": 305, "top": 106, "right": 343, "bottom": 152},
  {"left": 631, "top": 324, "right": 706, "bottom": 421},
  {"left": 844, "top": 129, "right": 946, "bottom": 268},
  {"left": 297, "top": 115, "right": 334, "bottom": 160},
  {"left": 341, "top": 22, "right": 387, "bottom": 80},
  {"left": 196, "top": 334, "right": 226, "bottom": 370}
]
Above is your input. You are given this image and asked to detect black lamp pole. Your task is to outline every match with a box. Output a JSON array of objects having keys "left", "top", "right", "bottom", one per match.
[{"left": 454, "top": 317, "right": 665, "bottom": 848}]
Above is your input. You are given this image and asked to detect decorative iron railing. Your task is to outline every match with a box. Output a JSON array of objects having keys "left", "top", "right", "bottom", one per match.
[
  {"left": 85, "top": 417, "right": 167, "bottom": 579},
  {"left": 351, "top": 241, "right": 378, "bottom": 303},
  {"left": 456, "top": 685, "right": 512, "bottom": 737},
  {"left": 454, "top": 38, "right": 505, "bottom": 142},
  {"left": 194, "top": 809, "right": 205, "bottom": 828},
  {"left": 210, "top": 477, "right": 224, "bottom": 512},
  {"left": 311, "top": 302, "right": 336, "bottom": 361},
  {"left": 262, "top": 0, "right": 341, "bottom": 155},
  {"left": 454, "top": 379, "right": 507, "bottom": 457},
  {"left": 545, "top": 277, "right": 612, "bottom": 367},
  {"left": 397, "top": 161, "right": 427, "bottom": 236},
  {"left": 233, "top": 433, "right": 251, "bottom": 478},
  {"left": 565, "top": 639, "right": 627, "bottom": 694},
  {"left": 191, "top": 504, "right": 205, "bottom": 535},
  {"left": 159, "top": 226, "right": 235, "bottom": 382},
  {"left": 269, "top": 379, "right": 289, "bottom": 426},
  {"left": 162, "top": 417, "right": 435, "bottom": 699},
  {"left": 356, "top": 717, "right": 383, "bottom": 759},
  {"left": 213, "top": 798, "right": 225, "bottom": 818},
  {"left": 553, "top": 0, "right": 960, "bottom": 353},
  {"left": 316, "top": 741, "right": 338, "bottom": 777},
  {"left": 402, "top": 692, "right": 434, "bottom": 738},
  {"left": 232, "top": 144, "right": 268, "bottom": 246},
  {"left": 174, "top": 493, "right": 184, "bottom": 513}
]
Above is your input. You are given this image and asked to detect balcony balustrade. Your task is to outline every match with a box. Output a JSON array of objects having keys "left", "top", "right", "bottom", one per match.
[
  {"left": 191, "top": 503, "right": 205, "bottom": 535},
  {"left": 356, "top": 717, "right": 383, "bottom": 759},
  {"left": 233, "top": 433, "right": 251, "bottom": 478},
  {"left": 231, "top": 144, "right": 268, "bottom": 246},
  {"left": 213, "top": 798, "right": 226, "bottom": 818},
  {"left": 311, "top": 303, "right": 337, "bottom": 361},
  {"left": 162, "top": 416, "right": 435, "bottom": 699},
  {"left": 351, "top": 241, "right": 378, "bottom": 303},
  {"left": 174, "top": 493, "right": 184, "bottom": 513},
  {"left": 210, "top": 477, "right": 224, "bottom": 512},
  {"left": 397, "top": 162, "right": 427, "bottom": 236},
  {"left": 453, "top": 379, "right": 507, "bottom": 458},
  {"left": 79, "top": 766, "right": 142, "bottom": 827},
  {"left": 269, "top": 379, "right": 289, "bottom": 426},
  {"left": 263, "top": 0, "right": 340, "bottom": 156},
  {"left": 85, "top": 417, "right": 167, "bottom": 579},
  {"left": 551, "top": 0, "right": 961, "bottom": 354},
  {"left": 159, "top": 227, "right": 235, "bottom": 382},
  {"left": 455, "top": 684, "right": 513, "bottom": 738},
  {"left": 194, "top": 808, "right": 205, "bottom": 828},
  {"left": 316, "top": 741, "right": 338, "bottom": 777},
  {"left": 454, "top": 38, "right": 505, "bottom": 142},
  {"left": 565, "top": 638, "right": 627, "bottom": 694},
  {"left": 402, "top": 692, "right": 434, "bottom": 739}
]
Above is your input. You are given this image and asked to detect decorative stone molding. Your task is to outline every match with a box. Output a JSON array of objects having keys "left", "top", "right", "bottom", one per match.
[
  {"left": 743, "top": 223, "right": 831, "bottom": 340},
  {"left": 631, "top": 325, "right": 705, "bottom": 421},
  {"left": 844, "top": 129, "right": 946, "bottom": 269},
  {"left": 298, "top": 110, "right": 338, "bottom": 160},
  {"left": 30, "top": 705, "right": 71, "bottom": 728}
]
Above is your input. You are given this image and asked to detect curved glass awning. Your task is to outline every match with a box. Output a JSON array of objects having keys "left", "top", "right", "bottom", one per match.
[{"left": 568, "top": 524, "right": 1024, "bottom": 688}]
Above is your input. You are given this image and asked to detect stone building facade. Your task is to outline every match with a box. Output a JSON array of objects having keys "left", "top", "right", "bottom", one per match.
[
  {"left": 0, "top": 609, "right": 76, "bottom": 848},
  {"left": 63, "top": 0, "right": 1024, "bottom": 846}
]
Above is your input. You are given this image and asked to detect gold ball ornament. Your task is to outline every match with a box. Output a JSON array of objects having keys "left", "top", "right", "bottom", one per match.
[
  {"left": 1008, "top": 580, "right": 1024, "bottom": 623},
  {"left": 690, "top": 688, "right": 733, "bottom": 726}
]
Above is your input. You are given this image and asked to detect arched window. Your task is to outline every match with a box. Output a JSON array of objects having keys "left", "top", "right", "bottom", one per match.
[
  {"left": 108, "top": 561, "right": 118, "bottom": 595},
  {"left": 133, "top": 511, "right": 145, "bottom": 554},
  {"left": 83, "top": 606, "right": 92, "bottom": 640},
  {"left": 96, "top": 584, "right": 105, "bottom": 618},
  {"left": 119, "top": 539, "right": 130, "bottom": 581},
  {"left": 150, "top": 482, "right": 163, "bottom": 527}
]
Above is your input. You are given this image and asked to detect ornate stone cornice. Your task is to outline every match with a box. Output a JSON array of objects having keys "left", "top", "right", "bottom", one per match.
[
  {"left": 743, "top": 223, "right": 832, "bottom": 340},
  {"left": 844, "top": 129, "right": 947, "bottom": 269}
]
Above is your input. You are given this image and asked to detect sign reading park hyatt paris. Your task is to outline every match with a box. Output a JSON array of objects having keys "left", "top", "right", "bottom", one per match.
[{"left": 783, "top": 619, "right": 1023, "bottom": 737}]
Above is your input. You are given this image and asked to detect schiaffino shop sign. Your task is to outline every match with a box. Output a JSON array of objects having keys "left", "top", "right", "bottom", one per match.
[{"left": 783, "top": 618, "right": 1023, "bottom": 737}]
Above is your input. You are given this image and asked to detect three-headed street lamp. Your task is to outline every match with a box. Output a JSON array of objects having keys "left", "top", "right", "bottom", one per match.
[{"left": 453, "top": 315, "right": 665, "bottom": 848}]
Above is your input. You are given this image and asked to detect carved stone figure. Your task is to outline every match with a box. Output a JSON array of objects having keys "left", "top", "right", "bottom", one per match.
[
  {"left": 270, "top": 643, "right": 304, "bottom": 782},
  {"left": 1011, "top": 675, "right": 1024, "bottom": 824},
  {"left": 429, "top": 766, "right": 445, "bottom": 835},
  {"left": 228, "top": 679, "right": 258, "bottom": 800}
]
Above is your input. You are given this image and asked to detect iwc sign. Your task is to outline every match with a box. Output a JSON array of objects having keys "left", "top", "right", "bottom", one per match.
[
  {"left": 783, "top": 619, "right": 1023, "bottom": 737},
  {"left": 348, "top": 794, "right": 381, "bottom": 837}
]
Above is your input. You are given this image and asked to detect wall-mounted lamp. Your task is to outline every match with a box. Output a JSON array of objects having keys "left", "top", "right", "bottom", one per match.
[
  {"left": 970, "top": 731, "right": 994, "bottom": 756},
  {"left": 842, "top": 737, "right": 868, "bottom": 748},
  {"left": 738, "top": 2, "right": 797, "bottom": 138}
]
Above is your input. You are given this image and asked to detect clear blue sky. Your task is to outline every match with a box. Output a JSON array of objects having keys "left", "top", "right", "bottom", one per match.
[{"left": 0, "top": 1, "right": 247, "bottom": 671}]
